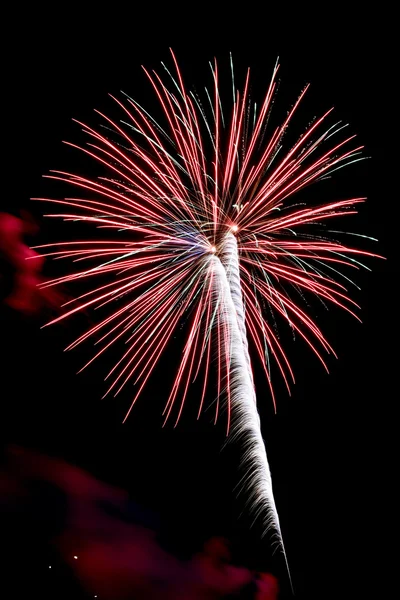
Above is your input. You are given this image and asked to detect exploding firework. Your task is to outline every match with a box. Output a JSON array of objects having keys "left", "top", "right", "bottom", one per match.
[{"left": 34, "top": 51, "right": 378, "bottom": 581}]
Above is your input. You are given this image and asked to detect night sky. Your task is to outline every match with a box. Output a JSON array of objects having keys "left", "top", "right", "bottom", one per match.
[{"left": 1, "top": 5, "right": 397, "bottom": 599}]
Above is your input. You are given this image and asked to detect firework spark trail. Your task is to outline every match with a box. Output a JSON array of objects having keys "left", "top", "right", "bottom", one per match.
[
  {"left": 216, "top": 233, "right": 292, "bottom": 583},
  {"left": 32, "top": 51, "right": 381, "bottom": 586},
  {"left": 209, "top": 248, "right": 282, "bottom": 524}
]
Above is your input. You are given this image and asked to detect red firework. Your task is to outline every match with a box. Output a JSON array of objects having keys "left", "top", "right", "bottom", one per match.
[{"left": 33, "top": 51, "right": 379, "bottom": 429}]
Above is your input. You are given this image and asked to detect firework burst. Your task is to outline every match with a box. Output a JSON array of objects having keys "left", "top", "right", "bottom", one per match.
[{"left": 33, "top": 51, "right": 378, "bottom": 582}]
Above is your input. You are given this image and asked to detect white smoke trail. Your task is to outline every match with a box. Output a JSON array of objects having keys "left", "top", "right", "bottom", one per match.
[
  {"left": 219, "top": 232, "right": 255, "bottom": 388},
  {"left": 210, "top": 233, "right": 291, "bottom": 586}
]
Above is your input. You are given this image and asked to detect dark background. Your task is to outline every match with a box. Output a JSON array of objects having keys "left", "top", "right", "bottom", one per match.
[{"left": 1, "top": 4, "right": 397, "bottom": 599}]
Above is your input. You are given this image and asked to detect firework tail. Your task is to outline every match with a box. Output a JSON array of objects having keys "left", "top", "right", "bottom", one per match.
[{"left": 212, "top": 232, "right": 292, "bottom": 590}]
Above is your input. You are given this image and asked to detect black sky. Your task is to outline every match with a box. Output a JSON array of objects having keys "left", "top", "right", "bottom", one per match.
[{"left": 1, "top": 5, "right": 397, "bottom": 599}]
